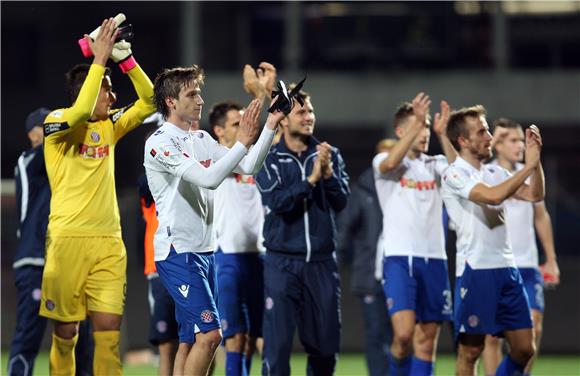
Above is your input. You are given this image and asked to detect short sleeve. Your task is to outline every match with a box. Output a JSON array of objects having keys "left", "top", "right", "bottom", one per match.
[
  {"left": 442, "top": 166, "right": 478, "bottom": 199},
  {"left": 372, "top": 152, "right": 388, "bottom": 179},
  {"left": 372, "top": 152, "right": 409, "bottom": 180},
  {"left": 433, "top": 155, "right": 449, "bottom": 177}
]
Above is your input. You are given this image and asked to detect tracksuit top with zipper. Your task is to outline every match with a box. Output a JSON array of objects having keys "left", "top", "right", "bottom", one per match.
[{"left": 255, "top": 135, "right": 350, "bottom": 262}]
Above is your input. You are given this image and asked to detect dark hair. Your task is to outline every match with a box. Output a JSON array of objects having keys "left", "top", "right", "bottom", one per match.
[
  {"left": 153, "top": 65, "right": 205, "bottom": 119},
  {"left": 66, "top": 64, "right": 111, "bottom": 103},
  {"left": 287, "top": 83, "right": 310, "bottom": 104},
  {"left": 447, "top": 105, "right": 487, "bottom": 151},
  {"left": 392, "top": 102, "right": 431, "bottom": 129},
  {"left": 208, "top": 101, "right": 242, "bottom": 128},
  {"left": 493, "top": 117, "right": 522, "bottom": 131},
  {"left": 393, "top": 102, "right": 414, "bottom": 129}
]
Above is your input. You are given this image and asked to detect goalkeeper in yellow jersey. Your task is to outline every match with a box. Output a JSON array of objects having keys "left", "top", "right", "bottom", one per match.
[{"left": 39, "top": 17, "right": 155, "bottom": 375}]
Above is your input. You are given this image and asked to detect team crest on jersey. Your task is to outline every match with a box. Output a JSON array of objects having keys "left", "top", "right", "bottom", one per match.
[
  {"left": 45, "top": 299, "right": 56, "bottom": 311},
  {"left": 446, "top": 171, "right": 466, "bottom": 189},
  {"left": 200, "top": 310, "right": 214, "bottom": 323},
  {"left": 156, "top": 320, "right": 167, "bottom": 333},
  {"left": 468, "top": 315, "right": 479, "bottom": 328},
  {"left": 90, "top": 131, "right": 101, "bottom": 142},
  {"left": 32, "top": 288, "right": 42, "bottom": 301},
  {"left": 234, "top": 173, "right": 255, "bottom": 184}
]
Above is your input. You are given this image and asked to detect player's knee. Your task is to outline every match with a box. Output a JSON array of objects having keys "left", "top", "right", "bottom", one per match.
[
  {"left": 512, "top": 342, "right": 535, "bottom": 365},
  {"left": 394, "top": 329, "right": 414, "bottom": 347},
  {"left": 415, "top": 338, "right": 436, "bottom": 358},
  {"left": 225, "top": 333, "right": 246, "bottom": 352},
  {"left": 198, "top": 330, "right": 223, "bottom": 351},
  {"left": 459, "top": 344, "right": 484, "bottom": 363},
  {"left": 54, "top": 322, "right": 78, "bottom": 339}
]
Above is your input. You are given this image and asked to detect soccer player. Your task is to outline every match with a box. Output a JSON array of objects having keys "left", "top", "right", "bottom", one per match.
[
  {"left": 9, "top": 108, "right": 93, "bottom": 376},
  {"left": 210, "top": 101, "right": 266, "bottom": 376},
  {"left": 144, "top": 65, "right": 283, "bottom": 376},
  {"left": 256, "top": 86, "right": 350, "bottom": 376},
  {"left": 481, "top": 118, "right": 560, "bottom": 376},
  {"left": 39, "top": 18, "right": 156, "bottom": 375},
  {"left": 139, "top": 171, "right": 179, "bottom": 376},
  {"left": 373, "top": 93, "right": 455, "bottom": 376},
  {"left": 441, "top": 106, "right": 544, "bottom": 376},
  {"left": 336, "top": 138, "right": 396, "bottom": 376}
]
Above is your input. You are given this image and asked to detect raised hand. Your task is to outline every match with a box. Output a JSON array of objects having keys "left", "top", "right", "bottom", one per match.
[
  {"left": 86, "top": 18, "right": 119, "bottom": 66},
  {"left": 243, "top": 62, "right": 277, "bottom": 100},
  {"left": 524, "top": 125, "right": 542, "bottom": 168},
  {"left": 236, "top": 99, "right": 263, "bottom": 147},
  {"left": 412, "top": 92, "right": 431, "bottom": 126},
  {"left": 317, "top": 142, "right": 334, "bottom": 178},
  {"left": 433, "top": 100, "right": 450, "bottom": 136},
  {"left": 265, "top": 95, "right": 286, "bottom": 129}
]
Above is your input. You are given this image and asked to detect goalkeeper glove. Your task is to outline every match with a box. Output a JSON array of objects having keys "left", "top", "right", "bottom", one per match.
[{"left": 78, "top": 13, "right": 126, "bottom": 57}]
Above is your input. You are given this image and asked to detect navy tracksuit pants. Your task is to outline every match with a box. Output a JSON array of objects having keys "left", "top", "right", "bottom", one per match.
[
  {"left": 262, "top": 252, "right": 341, "bottom": 376},
  {"left": 8, "top": 266, "right": 93, "bottom": 376}
]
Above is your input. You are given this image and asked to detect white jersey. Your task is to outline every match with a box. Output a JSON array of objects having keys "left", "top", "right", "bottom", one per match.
[
  {"left": 442, "top": 157, "right": 515, "bottom": 275},
  {"left": 373, "top": 152, "right": 448, "bottom": 259},
  {"left": 144, "top": 122, "right": 274, "bottom": 261},
  {"left": 214, "top": 173, "right": 265, "bottom": 254},
  {"left": 490, "top": 161, "right": 539, "bottom": 268}
]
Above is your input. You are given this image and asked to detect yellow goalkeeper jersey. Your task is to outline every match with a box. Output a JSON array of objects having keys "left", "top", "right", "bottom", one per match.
[{"left": 44, "top": 63, "right": 155, "bottom": 237}]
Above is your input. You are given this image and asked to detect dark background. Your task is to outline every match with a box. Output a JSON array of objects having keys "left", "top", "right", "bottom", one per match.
[{"left": 2, "top": 1, "right": 579, "bottom": 355}]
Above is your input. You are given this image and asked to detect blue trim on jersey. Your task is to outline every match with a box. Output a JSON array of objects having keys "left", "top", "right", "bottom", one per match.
[
  {"left": 382, "top": 256, "right": 452, "bottom": 322},
  {"left": 454, "top": 264, "right": 533, "bottom": 339}
]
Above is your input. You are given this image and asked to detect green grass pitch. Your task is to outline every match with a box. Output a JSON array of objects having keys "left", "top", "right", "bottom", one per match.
[{"left": 2, "top": 352, "right": 579, "bottom": 375}]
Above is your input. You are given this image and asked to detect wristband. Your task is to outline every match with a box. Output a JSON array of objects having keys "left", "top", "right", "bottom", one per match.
[{"left": 118, "top": 55, "right": 137, "bottom": 73}]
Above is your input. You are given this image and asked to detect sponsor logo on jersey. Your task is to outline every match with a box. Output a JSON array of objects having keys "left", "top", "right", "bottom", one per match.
[
  {"left": 44, "top": 122, "right": 70, "bottom": 136},
  {"left": 111, "top": 108, "right": 125, "bottom": 123},
  {"left": 234, "top": 173, "right": 255, "bottom": 184},
  {"left": 199, "top": 159, "right": 212, "bottom": 168},
  {"left": 150, "top": 149, "right": 157, "bottom": 157},
  {"left": 399, "top": 177, "right": 437, "bottom": 191},
  {"left": 179, "top": 284, "right": 189, "bottom": 298},
  {"left": 79, "top": 143, "right": 110, "bottom": 159},
  {"left": 200, "top": 310, "right": 214, "bottom": 323}
]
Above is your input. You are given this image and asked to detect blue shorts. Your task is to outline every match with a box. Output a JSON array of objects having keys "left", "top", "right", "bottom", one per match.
[
  {"left": 215, "top": 250, "right": 264, "bottom": 339},
  {"left": 454, "top": 264, "right": 533, "bottom": 339},
  {"left": 155, "top": 248, "right": 220, "bottom": 344},
  {"left": 519, "top": 267, "right": 545, "bottom": 313},
  {"left": 382, "top": 256, "right": 452, "bottom": 322},
  {"left": 148, "top": 276, "right": 178, "bottom": 346}
]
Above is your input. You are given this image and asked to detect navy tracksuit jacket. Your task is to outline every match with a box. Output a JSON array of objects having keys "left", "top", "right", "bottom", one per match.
[{"left": 256, "top": 135, "right": 349, "bottom": 376}]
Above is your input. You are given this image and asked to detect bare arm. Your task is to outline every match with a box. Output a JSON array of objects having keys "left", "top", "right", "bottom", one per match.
[
  {"left": 378, "top": 92, "right": 430, "bottom": 174},
  {"left": 468, "top": 165, "right": 535, "bottom": 205},
  {"left": 534, "top": 202, "right": 560, "bottom": 285},
  {"left": 514, "top": 125, "right": 545, "bottom": 202},
  {"left": 433, "top": 100, "right": 457, "bottom": 163}
]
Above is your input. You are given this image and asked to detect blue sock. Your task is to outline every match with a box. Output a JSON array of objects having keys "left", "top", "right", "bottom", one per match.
[
  {"left": 496, "top": 355, "right": 525, "bottom": 376},
  {"left": 245, "top": 353, "right": 253, "bottom": 374},
  {"left": 410, "top": 357, "right": 433, "bottom": 376},
  {"left": 388, "top": 352, "right": 412, "bottom": 376},
  {"left": 226, "top": 352, "right": 246, "bottom": 376}
]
